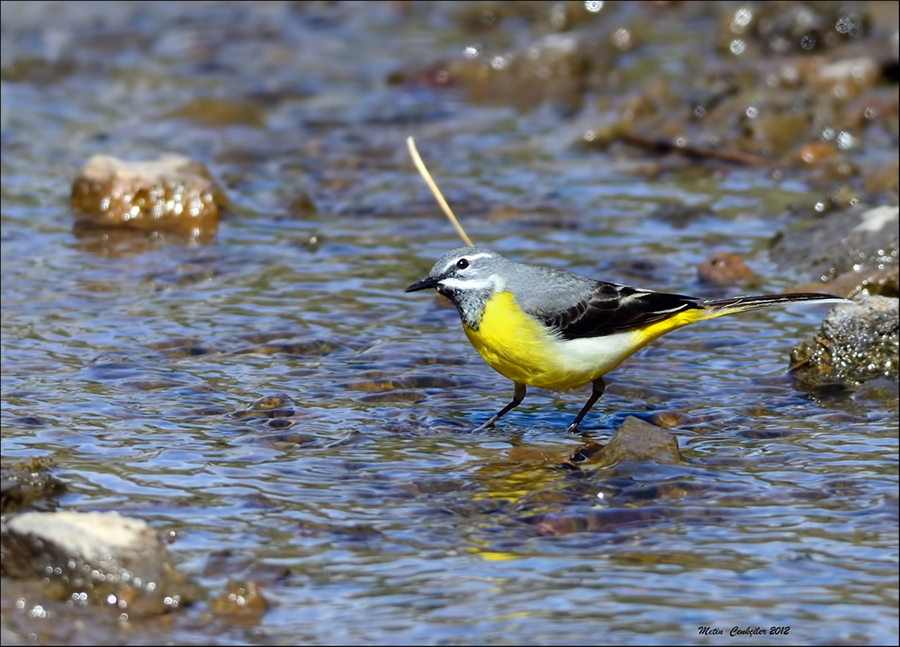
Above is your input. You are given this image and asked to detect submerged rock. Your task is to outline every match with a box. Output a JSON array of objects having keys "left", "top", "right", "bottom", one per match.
[
  {"left": 728, "top": 2, "right": 870, "bottom": 55},
  {"left": 0, "top": 457, "right": 66, "bottom": 515},
  {"left": 209, "top": 580, "right": 268, "bottom": 626},
  {"left": 389, "top": 30, "right": 612, "bottom": 112},
  {"left": 533, "top": 506, "right": 684, "bottom": 536},
  {"left": 565, "top": 416, "right": 683, "bottom": 468},
  {"left": 770, "top": 204, "right": 899, "bottom": 282},
  {"left": 71, "top": 154, "right": 225, "bottom": 234},
  {"left": 790, "top": 293, "right": 899, "bottom": 388},
  {"left": 696, "top": 251, "right": 757, "bottom": 286},
  {"left": 1, "top": 511, "right": 195, "bottom": 618},
  {"left": 228, "top": 393, "right": 297, "bottom": 420}
]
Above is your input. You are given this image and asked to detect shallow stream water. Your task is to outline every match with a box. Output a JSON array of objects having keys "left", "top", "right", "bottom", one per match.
[{"left": 2, "top": 2, "right": 897, "bottom": 645}]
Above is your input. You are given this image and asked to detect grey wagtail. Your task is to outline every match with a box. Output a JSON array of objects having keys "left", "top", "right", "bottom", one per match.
[{"left": 406, "top": 246, "right": 844, "bottom": 433}]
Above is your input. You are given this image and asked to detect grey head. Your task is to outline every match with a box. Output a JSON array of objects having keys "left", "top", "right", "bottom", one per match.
[
  {"left": 405, "top": 246, "right": 597, "bottom": 330},
  {"left": 405, "top": 247, "right": 510, "bottom": 328}
]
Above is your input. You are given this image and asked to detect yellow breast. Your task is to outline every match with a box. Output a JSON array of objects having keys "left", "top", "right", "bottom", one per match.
[
  {"left": 463, "top": 291, "right": 551, "bottom": 385},
  {"left": 463, "top": 291, "right": 601, "bottom": 390}
]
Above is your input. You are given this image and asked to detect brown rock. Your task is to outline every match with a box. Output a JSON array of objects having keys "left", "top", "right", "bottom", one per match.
[
  {"left": 71, "top": 154, "right": 225, "bottom": 234},
  {"left": 209, "top": 580, "right": 268, "bottom": 626},
  {"left": 790, "top": 293, "right": 899, "bottom": 387},
  {"left": 794, "top": 265, "right": 899, "bottom": 299},
  {"left": 795, "top": 141, "right": 837, "bottom": 166},
  {"left": 697, "top": 251, "right": 756, "bottom": 286},
  {"left": 567, "top": 416, "right": 683, "bottom": 468},
  {"left": 0, "top": 457, "right": 65, "bottom": 515},
  {"left": 2, "top": 511, "right": 195, "bottom": 617}
]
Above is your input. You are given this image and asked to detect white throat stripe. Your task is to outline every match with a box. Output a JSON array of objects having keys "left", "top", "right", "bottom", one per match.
[{"left": 441, "top": 274, "right": 504, "bottom": 291}]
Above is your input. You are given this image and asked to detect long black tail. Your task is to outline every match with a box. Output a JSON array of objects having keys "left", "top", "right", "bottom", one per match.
[{"left": 699, "top": 293, "right": 846, "bottom": 319}]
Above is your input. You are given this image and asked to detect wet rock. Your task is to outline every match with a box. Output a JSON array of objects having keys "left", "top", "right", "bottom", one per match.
[
  {"left": 862, "top": 159, "right": 900, "bottom": 196},
  {"left": 0, "top": 457, "right": 66, "bottom": 514},
  {"left": 795, "top": 265, "right": 899, "bottom": 300},
  {"left": 450, "top": 1, "right": 608, "bottom": 34},
  {"left": 852, "top": 378, "right": 899, "bottom": 408},
  {"left": 1, "top": 511, "right": 195, "bottom": 617},
  {"left": 1, "top": 56, "right": 79, "bottom": 84},
  {"left": 163, "top": 97, "right": 267, "bottom": 129},
  {"left": 342, "top": 374, "right": 458, "bottom": 393},
  {"left": 769, "top": 204, "right": 899, "bottom": 282},
  {"left": 390, "top": 30, "right": 609, "bottom": 111},
  {"left": 795, "top": 140, "right": 837, "bottom": 166},
  {"left": 803, "top": 55, "right": 881, "bottom": 98},
  {"left": 209, "top": 580, "right": 268, "bottom": 626},
  {"left": 790, "top": 293, "right": 899, "bottom": 388},
  {"left": 386, "top": 3, "right": 895, "bottom": 179},
  {"left": 229, "top": 394, "right": 297, "bottom": 420},
  {"left": 565, "top": 416, "right": 683, "bottom": 468},
  {"left": 734, "top": 2, "right": 870, "bottom": 55},
  {"left": 234, "top": 430, "right": 319, "bottom": 451},
  {"left": 740, "top": 109, "right": 811, "bottom": 158},
  {"left": 649, "top": 410, "right": 696, "bottom": 428},
  {"left": 234, "top": 338, "right": 347, "bottom": 357},
  {"left": 533, "top": 506, "right": 701, "bottom": 536},
  {"left": 71, "top": 154, "right": 225, "bottom": 234},
  {"left": 697, "top": 251, "right": 757, "bottom": 286}
]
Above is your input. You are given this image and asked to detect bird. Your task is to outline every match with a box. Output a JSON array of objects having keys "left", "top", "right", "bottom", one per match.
[{"left": 405, "top": 246, "right": 844, "bottom": 433}]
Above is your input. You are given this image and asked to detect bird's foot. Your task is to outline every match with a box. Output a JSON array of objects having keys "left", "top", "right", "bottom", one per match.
[{"left": 472, "top": 418, "right": 497, "bottom": 432}]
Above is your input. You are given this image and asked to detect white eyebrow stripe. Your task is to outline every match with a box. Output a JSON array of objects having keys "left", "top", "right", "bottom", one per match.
[{"left": 441, "top": 252, "right": 494, "bottom": 272}]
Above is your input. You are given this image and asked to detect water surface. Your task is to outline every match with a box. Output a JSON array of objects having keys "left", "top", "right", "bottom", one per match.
[{"left": 1, "top": 2, "right": 897, "bottom": 645}]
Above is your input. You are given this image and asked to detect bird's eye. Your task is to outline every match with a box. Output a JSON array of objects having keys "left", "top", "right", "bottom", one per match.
[{"left": 456, "top": 258, "right": 469, "bottom": 269}]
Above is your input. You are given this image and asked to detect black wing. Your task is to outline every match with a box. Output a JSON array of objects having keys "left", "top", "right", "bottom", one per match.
[{"left": 535, "top": 282, "right": 703, "bottom": 340}]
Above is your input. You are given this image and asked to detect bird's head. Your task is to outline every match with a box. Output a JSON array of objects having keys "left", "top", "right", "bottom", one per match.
[
  {"left": 405, "top": 247, "right": 508, "bottom": 329},
  {"left": 406, "top": 247, "right": 508, "bottom": 295}
]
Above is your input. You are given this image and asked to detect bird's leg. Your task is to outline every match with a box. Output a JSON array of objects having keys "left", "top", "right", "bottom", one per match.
[
  {"left": 473, "top": 382, "right": 526, "bottom": 431},
  {"left": 566, "top": 377, "right": 606, "bottom": 433}
]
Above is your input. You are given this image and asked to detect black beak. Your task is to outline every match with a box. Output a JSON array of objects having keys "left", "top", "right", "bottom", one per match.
[{"left": 405, "top": 276, "right": 438, "bottom": 292}]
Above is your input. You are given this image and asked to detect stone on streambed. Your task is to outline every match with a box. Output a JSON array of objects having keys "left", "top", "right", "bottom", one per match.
[
  {"left": 71, "top": 154, "right": 225, "bottom": 234},
  {"left": 566, "top": 416, "right": 684, "bottom": 468},
  {"left": 791, "top": 293, "right": 899, "bottom": 388},
  {"left": 1, "top": 511, "right": 195, "bottom": 617},
  {"left": 0, "top": 457, "right": 66, "bottom": 515},
  {"left": 769, "top": 204, "right": 898, "bottom": 283}
]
